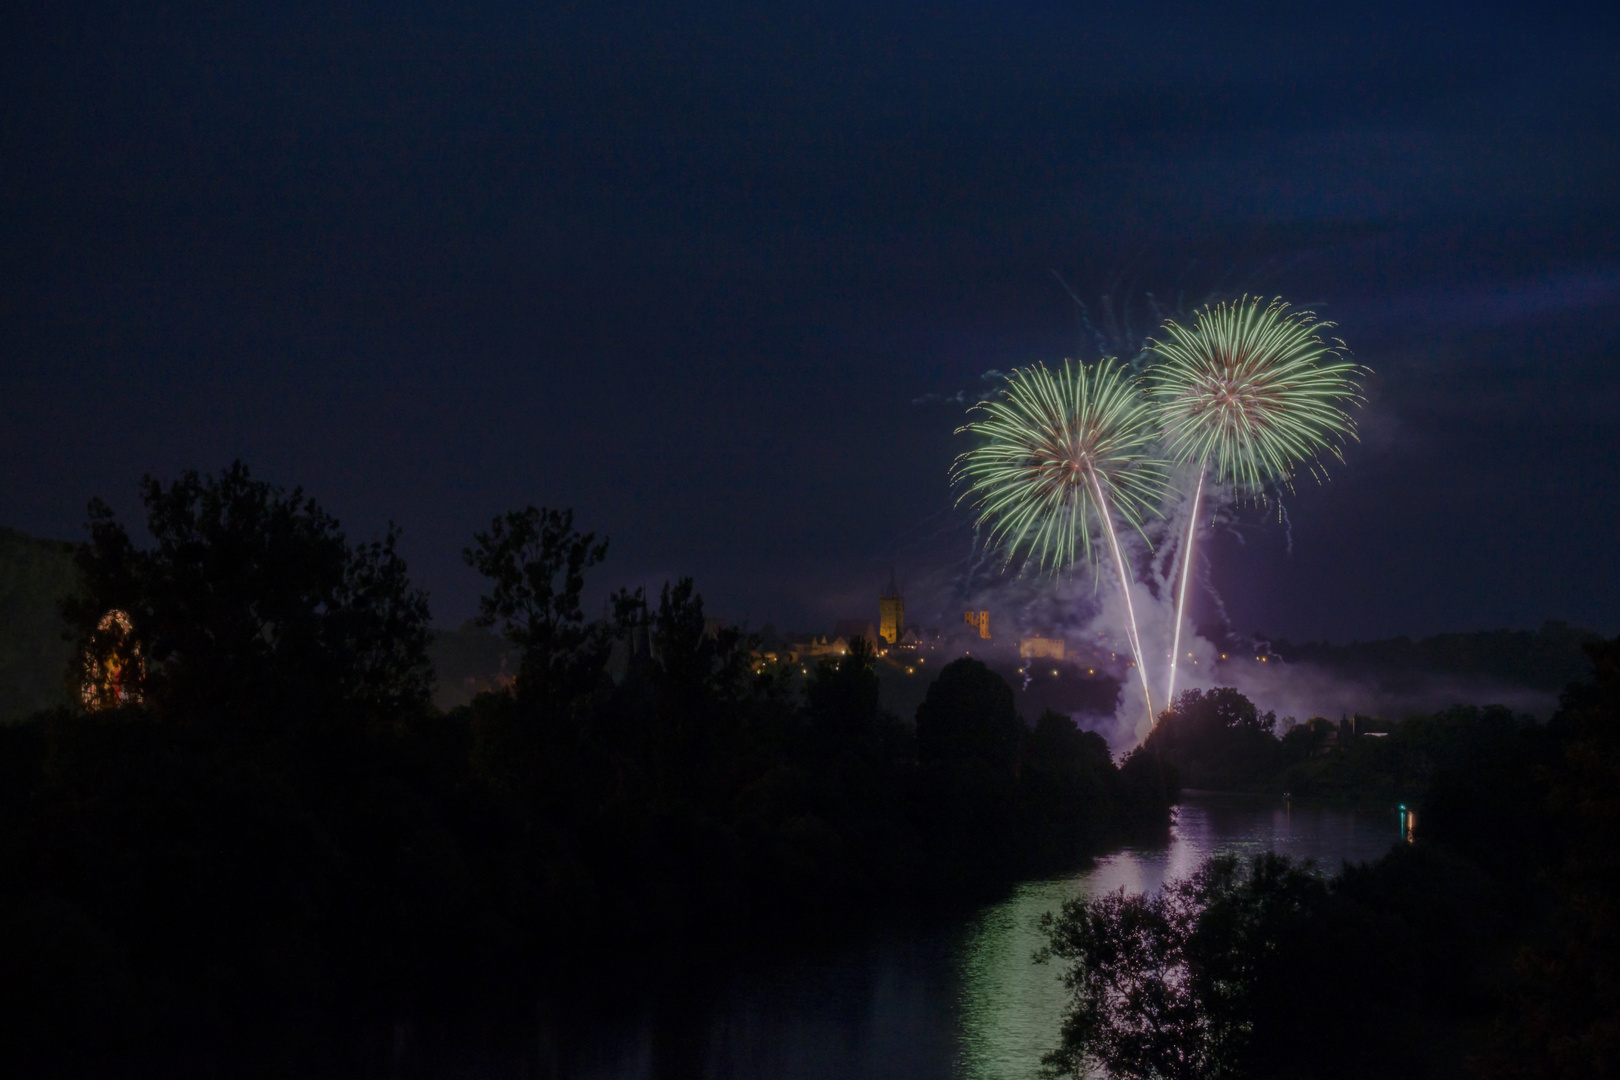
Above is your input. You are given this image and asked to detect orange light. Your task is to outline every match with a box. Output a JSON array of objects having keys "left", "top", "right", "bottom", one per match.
[{"left": 82, "top": 609, "right": 144, "bottom": 710}]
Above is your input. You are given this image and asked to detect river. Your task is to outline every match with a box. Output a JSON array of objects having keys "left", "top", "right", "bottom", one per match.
[{"left": 405, "top": 795, "right": 1403, "bottom": 1079}]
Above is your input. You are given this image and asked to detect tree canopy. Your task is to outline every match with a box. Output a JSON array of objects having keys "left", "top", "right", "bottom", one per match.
[
  {"left": 915, "top": 656, "right": 1024, "bottom": 773},
  {"left": 64, "top": 462, "right": 432, "bottom": 719}
]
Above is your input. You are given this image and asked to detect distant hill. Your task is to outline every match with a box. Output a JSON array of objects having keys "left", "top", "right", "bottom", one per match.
[
  {"left": 1267, "top": 621, "right": 1601, "bottom": 694},
  {"left": 0, "top": 527, "right": 80, "bottom": 721}
]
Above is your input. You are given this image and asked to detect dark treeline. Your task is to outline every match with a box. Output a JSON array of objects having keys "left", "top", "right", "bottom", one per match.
[
  {"left": 1141, "top": 684, "right": 1538, "bottom": 803},
  {"left": 0, "top": 465, "right": 1171, "bottom": 1075},
  {"left": 1268, "top": 621, "right": 1599, "bottom": 693},
  {"left": 1041, "top": 639, "right": 1620, "bottom": 1079}
]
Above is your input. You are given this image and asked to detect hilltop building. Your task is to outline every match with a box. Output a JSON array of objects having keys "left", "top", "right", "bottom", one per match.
[
  {"left": 964, "top": 610, "right": 990, "bottom": 639},
  {"left": 879, "top": 570, "right": 904, "bottom": 644},
  {"left": 898, "top": 626, "right": 941, "bottom": 649},
  {"left": 1020, "top": 635, "right": 1066, "bottom": 660},
  {"left": 834, "top": 619, "right": 880, "bottom": 645},
  {"left": 783, "top": 634, "right": 851, "bottom": 662}
]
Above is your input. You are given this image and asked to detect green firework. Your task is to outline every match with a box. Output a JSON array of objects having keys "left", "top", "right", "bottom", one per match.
[
  {"left": 1147, "top": 296, "right": 1364, "bottom": 491},
  {"left": 953, "top": 358, "right": 1167, "bottom": 573}
]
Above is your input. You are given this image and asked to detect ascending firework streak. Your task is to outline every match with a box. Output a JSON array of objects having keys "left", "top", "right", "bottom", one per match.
[
  {"left": 1148, "top": 297, "right": 1365, "bottom": 707},
  {"left": 953, "top": 359, "right": 1167, "bottom": 725}
]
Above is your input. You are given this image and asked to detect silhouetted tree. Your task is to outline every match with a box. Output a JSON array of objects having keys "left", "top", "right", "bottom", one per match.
[
  {"left": 641, "top": 576, "right": 769, "bottom": 809},
  {"left": 915, "top": 657, "right": 1023, "bottom": 773},
  {"left": 1038, "top": 853, "right": 1327, "bottom": 1080},
  {"left": 1237, "top": 844, "right": 1507, "bottom": 1080},
  {"left": 64, "top": 462, "right": 432, "bottom": 718},
  {"left": 805, "top": 636, "right": 883, "bottom": 744},
  {"left": 1278, "top": 716, "right": 1331, "bottom": 764},
  {"left": 1488, "top": 637, "right": 1620, "bottom": 1078},
  {"left": 463, "top": 506, "right": 612, "bottom": 710},
  {"left": 1143, "top": 687, "right": 1279, "bottom": 790},
  {"left": 651, "top": 577, "right": 755, "bottom": 705},
  {"left": 1021, "top": 710, "right": 1117, "bottom": 838}
]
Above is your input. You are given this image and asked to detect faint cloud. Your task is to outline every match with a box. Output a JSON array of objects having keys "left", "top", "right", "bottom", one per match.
[
  {"left": 912, "top": 368, "right": 1009, "bottom": 406},
  {"left": 1352, "top": 267, "right": 1620, "bottom": 339},
  {"left": 911, "top": 390, "right": 970, "bottom": 406}
]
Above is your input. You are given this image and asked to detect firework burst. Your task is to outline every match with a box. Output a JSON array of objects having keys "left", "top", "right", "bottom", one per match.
[
  {"left": 953, "top": 359, "right": 1166, "bottom": 572},
  {"left": 954, "top": 358, "right": 1167, "bottom": 722},
  {"left": 1148, "top": 296, "right": 1363, "bottom": 492},
  {"left": 1147, "top": 296, "right": 1365, "bottom": 706}
]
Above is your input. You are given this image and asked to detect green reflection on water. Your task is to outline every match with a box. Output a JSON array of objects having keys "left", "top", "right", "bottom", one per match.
[{"left": 953, "top": 876, "right": 1077, "bottom": 1079}]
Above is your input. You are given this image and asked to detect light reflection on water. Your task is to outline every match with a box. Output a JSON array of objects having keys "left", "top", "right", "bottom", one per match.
[{"left": 439, "top": 797, "right": 1400, "bottom": 1079}]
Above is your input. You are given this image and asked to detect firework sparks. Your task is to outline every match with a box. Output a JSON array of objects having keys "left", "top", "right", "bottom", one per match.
[
  {"left": 1148, "top": 296, "right": 1365, "bottom": 705},
  {"left": 953, "top": 358, "right": 1167, "bottom": 723}
]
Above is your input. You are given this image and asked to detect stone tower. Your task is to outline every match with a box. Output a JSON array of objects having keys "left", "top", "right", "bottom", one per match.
[{"left": 878, "top": 568, "right": 904, "bottom": 644}]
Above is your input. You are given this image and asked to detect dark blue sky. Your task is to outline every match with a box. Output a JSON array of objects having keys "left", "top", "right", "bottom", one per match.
[{"left": 4, "top": 1, "right": 1618, "bottom": 642}]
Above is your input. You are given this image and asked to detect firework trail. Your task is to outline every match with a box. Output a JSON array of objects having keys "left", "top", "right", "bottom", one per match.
[
  {"left": 1168, "top": 465, "right": 1206, "bottom": 700},
  {"left": 1147, "top": 296, "right": 1365, "bottom": 707},
  {"left": 953, "top": 359, "right": 1166, "bottom": 725},
  {"left": 1088, "top": 470, "right": 1156, "bottom": 723}
]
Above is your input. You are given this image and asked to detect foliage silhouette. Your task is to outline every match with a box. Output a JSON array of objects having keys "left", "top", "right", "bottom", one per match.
[
  {"left": 64, "top": 462, "right": 432, "bottom": 719},
  {"left": 915, "top": 656, "right": 1024, "bottom": 773},
  {"left": 1484, "top": 637, "right": 1620, "bottom": 1078},
  {"left": 1141, "top": 687, "right": 1280, "bottom": 790},
  {"left": 1038, "top": 852, "right": 1326, "bottom": 1080},
  {"left": 462, "top": 505, "right": 611, "bottom": 709}
]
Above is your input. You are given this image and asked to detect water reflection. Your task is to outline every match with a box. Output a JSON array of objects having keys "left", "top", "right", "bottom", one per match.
[{"left": 413, "top": 797, "right": 1398, "bottom": 1079}]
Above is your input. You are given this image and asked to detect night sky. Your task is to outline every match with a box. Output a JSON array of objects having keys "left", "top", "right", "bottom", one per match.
[{"left": 4, "top": 2, "right": 1618, "bottom": 643}]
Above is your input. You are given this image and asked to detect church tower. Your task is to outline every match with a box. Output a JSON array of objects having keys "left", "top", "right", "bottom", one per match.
[{"left": 878, "top": 568, "right": 904, "bottom": 644}]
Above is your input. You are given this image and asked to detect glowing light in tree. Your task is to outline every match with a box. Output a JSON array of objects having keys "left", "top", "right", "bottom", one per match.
[
  {"left": 81, "top": 609, "right": 144, "bottom": 710},
  {"left": 953, "top": 358, "right": 1167, "bottom": 724}
]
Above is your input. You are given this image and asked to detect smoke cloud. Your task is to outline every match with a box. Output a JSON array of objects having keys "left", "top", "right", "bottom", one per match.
[{"left": 909, "top": 473, "right": 1560, "bottom": 755}]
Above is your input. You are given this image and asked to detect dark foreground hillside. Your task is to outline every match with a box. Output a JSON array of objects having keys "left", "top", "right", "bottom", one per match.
[{"left": 0, "top": 467, "right": 1172, "bottom": 1076}]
